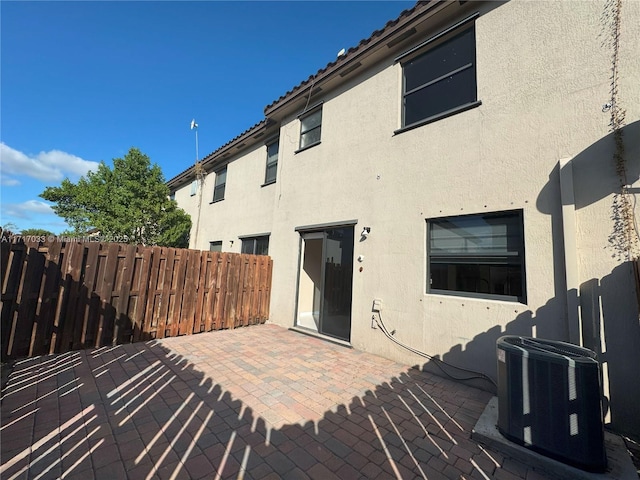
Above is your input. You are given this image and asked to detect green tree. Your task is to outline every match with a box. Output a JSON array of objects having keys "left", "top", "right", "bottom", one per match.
[
  {"left": 21, "top": 228, "right": 54, "bottom": 236},
  {"left": 41, "top": 147, "right": 191, "bottom": 247}
]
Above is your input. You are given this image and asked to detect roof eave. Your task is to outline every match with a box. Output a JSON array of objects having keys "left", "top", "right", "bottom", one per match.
[{"left": 263, "top": 0, "right": 456, "bottom": 119}]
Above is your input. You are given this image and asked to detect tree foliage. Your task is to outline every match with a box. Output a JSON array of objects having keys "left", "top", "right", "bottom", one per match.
[
  {"left": 41, "top": 148, "right": 191, "bottom": 247},
  {"left": 21, "top": 228, "right": 54, "bottom": 236}
]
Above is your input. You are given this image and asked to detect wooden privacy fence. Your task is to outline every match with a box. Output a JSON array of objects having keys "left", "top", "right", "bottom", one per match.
[{"left": 1, "top": 241, "right": 272, "bottom": 360}]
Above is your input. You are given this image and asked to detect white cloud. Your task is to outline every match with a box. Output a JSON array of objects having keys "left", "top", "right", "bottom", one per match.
[
  {"left": 3, "top": 200, "right": 55, "bottom": 219},
  {"left": 0, "top": 143, "right": 100, "bottom": 183},
  {"left": 1, "top": 174, "right": 20, "bottom": 186}
]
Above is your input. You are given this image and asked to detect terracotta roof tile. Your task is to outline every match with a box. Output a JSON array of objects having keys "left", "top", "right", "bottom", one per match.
[
  {"left": 168, "top": 1, "right": 435, "bottom": 188},
  {"left": 263, "top": 1, "right": 422, "bottom": 114}
]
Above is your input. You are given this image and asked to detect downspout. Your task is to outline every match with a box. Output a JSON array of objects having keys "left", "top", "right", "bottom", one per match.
[{"left": 558, "top": 157, "right": 582, "bottom": 346}]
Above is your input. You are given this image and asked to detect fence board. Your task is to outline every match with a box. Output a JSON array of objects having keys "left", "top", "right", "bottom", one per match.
[
  {"left": 194, "top": 253, "right": 208, "bottom": 333},
  {"left": 0, "top": 240, "right": 272, "bottom": 360},
  {"left": 142, "top": 246, "right": 163, "bottom": 339},
  {"left": 31, "top": 241, "right": 63, "bottom": 356},
  {"left": 12, "top": 245, "right": 46, "bottom": 357},
  {"left": 204, "top": 252, "right": 217, "bottom": 332},
  {"left": 49, "top": 242, "right": 74, "bottom": 353},
  {"left": 115, "top": 244, "right": 137, "bottom": 344},
  {"left": 180, "top": 250, "right": 198, "bottom": 336},
  {"left": 79, "top": 243, "right": 100, "bottom": 348}
]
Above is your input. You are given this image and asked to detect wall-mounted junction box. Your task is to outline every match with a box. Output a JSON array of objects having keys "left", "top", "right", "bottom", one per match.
[{"left": 372, "top": 299, "right": 382, "bottom": 312}]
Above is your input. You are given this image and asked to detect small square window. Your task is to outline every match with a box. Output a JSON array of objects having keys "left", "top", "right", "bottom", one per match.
[
  {"left": 265, "top": 140, "right": 279, "bottom": 184},
  {"left": 241, "top": 235, "right": 269, "bottom": 256},
  {"left": 299, "top": 107, "right": 322, "bottom": 150},
  {"left": 213, "top": 166, "right": 226, "bottom": 202},
  {"left": 209, "top": 241, "right": 222, "bottom": 252},
  {"left": 427, "top": 210, "right": 526, "bottom": 302}
]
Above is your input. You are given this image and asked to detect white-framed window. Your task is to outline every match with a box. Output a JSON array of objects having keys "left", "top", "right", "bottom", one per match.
[
  {"left": 427, "top": 210, "right": 526, "bottom": 303},
  {"left": 299, "top": 106, "right": 322, "bottom": 150},
  {"left": 400, "top": 20, "right": 478, "bottom": 129},
  {"left": 241, "top": 235, "right": 269, "bottom": 256},
  {"left": 264, "top": 140, "right": 279, "bottom": 185},
  {"left": 190, "top": 180, "right": 197, "bottom": 196},
  {"left": 212, "top": 166, "right": 226, "bottom": 202}
]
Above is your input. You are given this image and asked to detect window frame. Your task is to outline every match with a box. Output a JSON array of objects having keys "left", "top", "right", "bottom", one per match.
[
  {"left": 209, "top": 241, "right": 222, "bottom": 252},
  {"left": 212, "top": 166, "right": 227, "bottom": 203},
  {"left": 240, "top": 234, "right": 270, "bottom": 256},
  {"left": 264, "top": 138, "right": 279, "bottom": 185},
  {"left": 426, "top": 210, "right": 526, "bottom": 303},
  {"left": 395, "top": 14, "right": 480, "bottom": 134},
  {"left": 190, "top": 180, "right": 197, "bottom": 196},
  {"left": 296, "top": 105, "right": 322, "bottom": 153}
]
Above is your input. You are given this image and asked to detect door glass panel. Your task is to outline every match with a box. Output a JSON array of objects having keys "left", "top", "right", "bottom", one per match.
[
  {"left": 296, "top": 235, "right": 323, "bottom": 332},
  {"left": 321, "top": 227, "right": 353, "bottom": 341}
]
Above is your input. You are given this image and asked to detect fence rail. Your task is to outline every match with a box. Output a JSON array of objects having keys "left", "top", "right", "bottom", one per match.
[{"left": 1, "top": 241, "right": 272, "bottom": 360}]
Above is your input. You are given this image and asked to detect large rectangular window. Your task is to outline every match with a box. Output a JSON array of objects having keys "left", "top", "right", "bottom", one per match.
[
  {"left": 402, "top": 24, "right": 477, "bottom": 128},
  {"left": 427, "top": 210, "right": 526, "bottom": 302},
  {"left": 241, "top": 235, "right": 269, "bottom": 256},
  {"left": 299, "top": 107, "right": 322, "bottom": 150},
  {"left": 265, "top": 140, "right": 279, "bottom": 185},
  {"left": 212, "top": 166, "right": 226, "bottom": 202}
]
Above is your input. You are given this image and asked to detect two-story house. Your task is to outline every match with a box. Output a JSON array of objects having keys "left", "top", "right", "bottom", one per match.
[{"left": 168, "top": 0, "right": 640, "bottom": 437}]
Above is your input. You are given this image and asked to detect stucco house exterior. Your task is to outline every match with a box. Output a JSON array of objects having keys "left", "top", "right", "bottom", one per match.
[{"left": 168, "top": 0, "right": 640, "bottom": 437}]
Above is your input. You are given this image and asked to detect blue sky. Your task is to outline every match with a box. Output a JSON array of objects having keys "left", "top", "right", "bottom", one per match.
[{"left": 1, "top": 1, "right": 414, "bottom": 234}]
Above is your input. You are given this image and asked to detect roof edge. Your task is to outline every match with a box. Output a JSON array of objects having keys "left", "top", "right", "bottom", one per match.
[
  {"left": 263, "top": 0, "right": 448, "bottom": 117},
  {"left": 167, "top": 119, "right": 269, "bottom": 189}
]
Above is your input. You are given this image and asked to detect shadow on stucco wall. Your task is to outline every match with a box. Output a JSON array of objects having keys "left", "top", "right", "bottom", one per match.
[
  {"left": 415, "top": 263, "right": 640, "bottom": 440},
  {"left": 414, "top": 122, "right": 640, "bottom": 438},
  {"left": 536, "top": 120, "right": 640, "bottom": 214},
  {"left": 580, "top": 262, "right": 640, "bottom": 439}
]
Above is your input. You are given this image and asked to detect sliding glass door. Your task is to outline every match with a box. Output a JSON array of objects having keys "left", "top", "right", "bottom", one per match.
[{"left": 296, "top": 227, "right": 354, "bottom": 342}]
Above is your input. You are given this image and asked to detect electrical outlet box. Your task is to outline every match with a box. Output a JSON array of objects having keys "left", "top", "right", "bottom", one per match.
[{"left": 372, "top": 299, "right": 382, "bottom": 312}]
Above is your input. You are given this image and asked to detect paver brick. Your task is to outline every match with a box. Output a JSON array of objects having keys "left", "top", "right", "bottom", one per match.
[
  {"left": 306, "top": 462, "right": 341, "bottom": 480},
  {"left": 264, "top": 450, "right": 296, "bottom": 475},
  {"left": 183, "top": 453, "right": 215, "bottom": 479},
  {"left": 0, "top": 325, "right": 552, "bottom": 480}
]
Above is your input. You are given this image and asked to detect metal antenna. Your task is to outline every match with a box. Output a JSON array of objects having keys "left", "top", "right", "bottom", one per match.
[
  {"left": 191, "top": 119, "right": 199, "bottom": 162},
  {"left": 190, "top": 119, "right": 203, "bottom": 249}
]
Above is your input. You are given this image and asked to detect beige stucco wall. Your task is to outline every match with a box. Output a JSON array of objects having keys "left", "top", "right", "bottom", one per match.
[
  {"left": 175, "top": 0, "right": 639, "bottom": 435},
  {"left": 176, "top": 142, "right": 278, "bottom": 253}
]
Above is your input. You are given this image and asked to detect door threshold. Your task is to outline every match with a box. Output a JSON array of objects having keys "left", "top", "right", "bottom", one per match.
[{"left": 289, "top": 326, "right": 352, "bottom": 348}]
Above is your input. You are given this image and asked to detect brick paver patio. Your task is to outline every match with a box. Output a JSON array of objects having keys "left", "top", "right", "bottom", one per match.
[{"left": 0, "top": 324, "right": 553, "bottom": 479}]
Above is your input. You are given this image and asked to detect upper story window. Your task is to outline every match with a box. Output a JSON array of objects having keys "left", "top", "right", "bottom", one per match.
[
  {"left": 427, "top": 210, "right": 526, "bottom": 303},
  {"left": 241, "top": 235, "right": 269, "bottom": 256},
  {"left": 169, "top": 191, "right": 176, "bottom": 201},
  {"left": 264, "top": 140, "right": 279, "bottom": 185},
  {"left": 190, "top": 180, "right": 197, "bottom": 196},
  {"left": 298, "top": 106, "right": 322, "bottom": 151},
  {"left": 400, "top": 20, "right": 478, "bottom": 129},
  {"left": 212, "top": 166, "right": 226, "bottom": 203}
]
